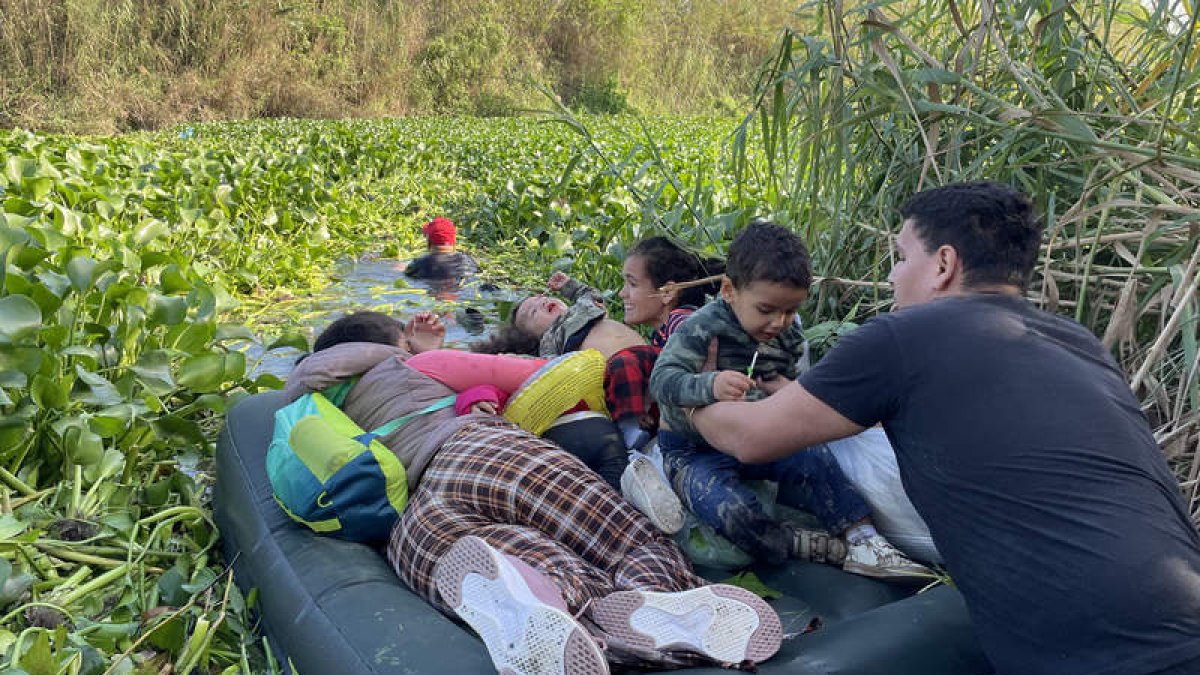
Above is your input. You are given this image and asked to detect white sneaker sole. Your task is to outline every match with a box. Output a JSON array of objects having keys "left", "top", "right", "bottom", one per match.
[
  {"left": 621, "top": 455, "right": 685, "bottom": 534},
  {"left": 434, "top": 536, "right": 609, "bottom": 675},
  {"left": 590, "top": 585, "right": 781, "bottom": 665}
]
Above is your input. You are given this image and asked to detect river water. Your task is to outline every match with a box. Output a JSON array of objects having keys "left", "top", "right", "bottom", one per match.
[{"left": 244, "top": 254, "right": 514, "bottom": 380}]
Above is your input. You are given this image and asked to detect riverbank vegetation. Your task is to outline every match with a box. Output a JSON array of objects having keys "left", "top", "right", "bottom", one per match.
[
  {"left": 0, "top": 0, "right": 1197, "bottom": 672},
  {"left": 0, "top": 0, "right": 797, "bottom": 133}
]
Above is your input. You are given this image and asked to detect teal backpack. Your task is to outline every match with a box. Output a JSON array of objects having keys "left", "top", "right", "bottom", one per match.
[{"left": 266, "top": 380, "right": 454, "bottom": 542}]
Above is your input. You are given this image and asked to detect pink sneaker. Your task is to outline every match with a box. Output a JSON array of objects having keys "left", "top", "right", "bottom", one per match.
[
  {"left": 434, "top": 536, "right": 609, "bottom": 675},
  {"left": 589, "top": 584, "right": 782, "bottom": 665}
]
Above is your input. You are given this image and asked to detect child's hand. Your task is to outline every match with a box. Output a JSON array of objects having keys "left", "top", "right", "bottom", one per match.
[
  {"left": 547, "top": 271, "right": 570, "bottom": 292},
  {"left": 755, "top": 374, "right": 793, "bottom": 395},
  {"left": 405, "top": 312, "right": 446, "bottom": 354},
  {"left": 712, "top": 370, "right": 755, "bottom": 401},
  {"left": 470, "top": 400, "right": 499, "bottom": 415}
]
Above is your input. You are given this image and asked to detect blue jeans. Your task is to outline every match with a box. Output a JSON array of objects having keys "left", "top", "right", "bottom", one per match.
[{"left": 659, "top": 429, "right": 870, "bottom": 565}]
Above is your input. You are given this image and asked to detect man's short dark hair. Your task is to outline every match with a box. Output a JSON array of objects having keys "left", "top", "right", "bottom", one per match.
[
  {"left": 726, "top": 220, "right": 812, "bottom": 290},
  {"left": 899, "top": 182, "right": 1044, "bottom": 290}
]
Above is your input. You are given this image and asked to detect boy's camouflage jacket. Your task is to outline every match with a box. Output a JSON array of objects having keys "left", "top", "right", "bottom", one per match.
[{"left": 649, "top": 298, "right": 806, "bottom": 439}]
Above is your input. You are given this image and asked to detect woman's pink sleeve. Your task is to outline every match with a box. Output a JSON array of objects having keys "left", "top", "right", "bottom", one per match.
[{"left": 454, "top": 384, "right": 511, "bottom": 415}]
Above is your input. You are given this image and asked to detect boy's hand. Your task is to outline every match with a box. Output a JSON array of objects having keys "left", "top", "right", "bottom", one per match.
[
  {"left": 405, "top": 312, "right": 446, "bottom": 354},
  {"left": 712, "top": 370, "right": 755, "bottom": 401},
  {"left": 547, "top": 271, "right": 570, "bottom": 292},
  {"left": 755, "top": 374, "right": 793, "bottom": 395}
]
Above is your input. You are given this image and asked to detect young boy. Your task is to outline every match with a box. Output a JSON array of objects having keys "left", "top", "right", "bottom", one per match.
[
  {"left": 650, "top": 221, "right": 930, "bottom": 578},
  {"left": 404, "top": 217, "right": 479, "bottom": 281}
]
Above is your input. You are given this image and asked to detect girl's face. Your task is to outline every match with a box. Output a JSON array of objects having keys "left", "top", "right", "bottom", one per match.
[
  {"left": 620, "top": 255, "right": 672, "bottom": 327},
  {"left": 514, "top": 294, "right": 567, "bottom": 336}
]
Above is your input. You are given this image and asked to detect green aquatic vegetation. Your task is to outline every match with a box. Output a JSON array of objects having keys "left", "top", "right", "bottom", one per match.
[{"left": 0, "top": 114, "right": 738, "bottom": 670}]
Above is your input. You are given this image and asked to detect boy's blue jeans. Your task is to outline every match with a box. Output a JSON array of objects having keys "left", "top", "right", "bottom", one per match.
[{"left": 658, "top": 429, "right": 871, "bottom": 565}]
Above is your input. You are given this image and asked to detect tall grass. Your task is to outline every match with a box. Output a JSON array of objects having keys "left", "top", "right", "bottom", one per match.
[{"left": 726, "top": 0, "right": 1200, "bottom": 518}]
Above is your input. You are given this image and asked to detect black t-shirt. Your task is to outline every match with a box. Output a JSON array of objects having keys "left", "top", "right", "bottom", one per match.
[
  {"left": 404, "top": 251, "right": 479, "bottom": 280},
  {"left": 800, "top": 294, "right": 1200, "bottom": 675}
]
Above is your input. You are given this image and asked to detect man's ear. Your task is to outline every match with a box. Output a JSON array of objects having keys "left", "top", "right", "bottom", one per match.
[{"left": 933, "top": 245, "right": 963, "bottom": 292}]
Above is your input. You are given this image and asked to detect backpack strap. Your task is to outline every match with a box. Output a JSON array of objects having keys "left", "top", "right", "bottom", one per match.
[{"left": 369, "top": 395, "right": 456, "bottom": 438}]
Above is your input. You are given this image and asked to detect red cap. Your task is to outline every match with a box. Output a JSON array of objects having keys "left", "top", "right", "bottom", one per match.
[{"left": 422, "top": 217, "right": 456, "bottom": 247}]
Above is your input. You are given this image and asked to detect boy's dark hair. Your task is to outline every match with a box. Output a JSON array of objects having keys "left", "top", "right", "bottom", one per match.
[
  {"left": 726, "top": 220, "right": 811, "bottom": 290},
  {"left": 313, "top": 311, "right": 403, "bottom": 353},
  {"left": 628, "top": 236, "right": 726, "bottom": 307},
  {"left": 899, "top": 181, "right": 1043, "bottom": 290}
]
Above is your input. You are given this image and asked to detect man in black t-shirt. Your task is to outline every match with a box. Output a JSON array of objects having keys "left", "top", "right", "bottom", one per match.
[{"left": 692, "top": 182, "right": 1200, "bottom": 675}]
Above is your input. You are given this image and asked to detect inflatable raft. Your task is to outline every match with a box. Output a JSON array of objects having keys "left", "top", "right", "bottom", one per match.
[{"left": 215, "top": 390, "right": 993, "bottom": 674}]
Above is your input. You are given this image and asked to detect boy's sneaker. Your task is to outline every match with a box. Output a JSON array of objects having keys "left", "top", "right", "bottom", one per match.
[
  {"left": 434, "top": 536, "right": 609, "bottom": 675},
  {"left": 786, "top": 525, "right": 848, "bottom": 565},
  {"left": 620, "top": 455, "right": 685, "bottom": 535},
  {"left": 842, "top": 534, "right": 933, "bottom": 581},
  {"left": 589, "top": 584, "right": 781, "bottom": 665}
]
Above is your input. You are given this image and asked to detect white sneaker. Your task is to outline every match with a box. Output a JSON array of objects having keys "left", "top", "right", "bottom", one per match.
[
  {"left": 843, "top": 534, "right": 933, "bottom": 581},
  {"left": 434, "top": 536, "right": 609, "bottom": 675},
  {"left": 620, "top": 454, "right": 685, "bottom": 534},
  {"left": 590, "top": 584, "right": 782, "bottom": 665}
]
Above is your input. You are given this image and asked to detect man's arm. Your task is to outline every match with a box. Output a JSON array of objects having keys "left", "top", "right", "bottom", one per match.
[{"left": 692, "top": 381, "right": 865, "bottom": 463}]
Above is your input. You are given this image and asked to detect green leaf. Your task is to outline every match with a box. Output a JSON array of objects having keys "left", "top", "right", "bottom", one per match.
[
  {"left": 175, "top": 354, "right": 225, "bottom": 392},
  {"left": 73, "top": 365, "right": 123, "bottom": 406},
  {"left": 0, "top": 515, "right": 28, "bottom": 541},
  {"left": 160, "top": 264, "right": 191, "bottom": 294},
  {"left": 66, "top": 256, "right": 100, "bottom": 292},
  {"left": 0, "top": 295, "right": 42, "bottom": 343},
  {"left": 15, "top": 628, "right": 53, "bottom": 675},
  {"left": 718, "top": 571, "right": 783, "bottom": 599},
  {"left": 147, "top": 293, "right": 188, "bottom": 326},
  {"left": 150, "top": 414, "right": 206, "bottom": 446},
  {"left": 64, "top": 425, "right": 105, "bottom": 468},
  {"left": 31, "top": 374, "right": 69, "bottom": 410},
  {"left": 132, "top": 219, "right": 169, "bottom": 246},
  {"left": 266, "top": 327, "right": 310, "bottom": 352}
]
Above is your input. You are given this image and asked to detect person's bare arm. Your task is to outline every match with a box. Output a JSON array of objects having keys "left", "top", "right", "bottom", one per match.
[{"left": 692, "top": 381, "right": 865, "bottom": 463}]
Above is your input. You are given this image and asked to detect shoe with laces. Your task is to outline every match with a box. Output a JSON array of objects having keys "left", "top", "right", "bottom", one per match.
[
  {"left": 434, "top": 536, "right": 609, "bottom": 675},
  {"left": 589, "top": 584, "right": 782, "bottom": 665},
  {"left": 842, "top": 534, "right": 934, "bottom": 581},
  {"left": 620, "top": 454, "right": 685, "bottom": 535},
  {"left": 787, "top": 525, "right": 848, "bottom": 565}
]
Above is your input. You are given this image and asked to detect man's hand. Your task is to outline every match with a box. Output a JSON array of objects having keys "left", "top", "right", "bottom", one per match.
[
  {"left": 712, "top": 370, "right": 755, "bottom": 401},
  {"left": 405, "top": 311, "right": 446, "bottom": 354},
  {"left": 547, "top": 271, "right": 570, "bottom": 292},
  {"left": 755, "top": 374, "right": 793, "bottom": 395}
]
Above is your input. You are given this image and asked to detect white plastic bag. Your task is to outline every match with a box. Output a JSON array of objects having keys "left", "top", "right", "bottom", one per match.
[{"left": 826, "top": 428, "right": 942, "bottom": 563}]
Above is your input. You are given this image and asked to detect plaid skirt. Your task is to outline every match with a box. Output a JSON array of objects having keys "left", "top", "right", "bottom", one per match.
[{"left": 386, "top": 418, "right": 703, "bottom": 614}]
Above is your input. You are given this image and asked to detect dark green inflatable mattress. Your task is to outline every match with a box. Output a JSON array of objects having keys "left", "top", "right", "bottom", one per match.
[{"left": 215, "top": 390, "right": 993, "bottom": 674}]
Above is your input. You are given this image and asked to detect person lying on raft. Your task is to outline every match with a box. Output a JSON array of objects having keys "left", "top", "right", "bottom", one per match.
[
  {"left": 319, "top": 312, "right": 628, "bottom": 492},
  {"left": 285, "top": 311, "right": 783, "bottom": 675}
]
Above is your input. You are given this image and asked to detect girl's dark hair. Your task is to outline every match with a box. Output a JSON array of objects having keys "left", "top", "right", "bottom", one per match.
[
  {"left": 470, "top": 321, "right": 540, "bottom": 355},
  {"left": 627, "top": 236, "right": 725, "bottom": 307},
  {"left": 310, "top": 311, "right": 404, "bottom": 356}
]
